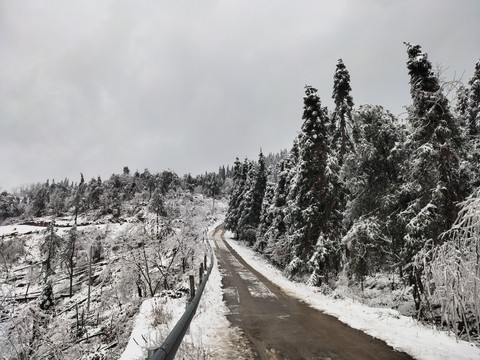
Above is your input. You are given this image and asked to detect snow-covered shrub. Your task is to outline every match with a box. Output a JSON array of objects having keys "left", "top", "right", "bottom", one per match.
[
  {"left": 0, "top": 235, "right": 25, "bottom": 264},
  {"left": 422, "top": 189, "right": 480, "bottom": 340},
  {"left": 342, "top": 217, "right": 384, "bottom": 289},
  {"left": 307, "top": 235, "right": 337, "bottom": 286},
  {"left": 241, "top": 225, "right": 257, "bottom": 246},
  {"left": 285, "top": 256, "right": 304, "bottom": 278},
  {"left": 265, "top": 234, "right": 288, "bottom": 267},
  {"left": 151, "top": 298, "right": 172, "bottom": 327}
]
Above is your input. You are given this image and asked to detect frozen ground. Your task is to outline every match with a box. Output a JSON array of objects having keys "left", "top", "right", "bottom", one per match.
[
  {"left": 225, "top": 232, "right": 480, "bottom": 360},
  {"left": 0, "top": 194, "right": 232, "bottom": 359}
]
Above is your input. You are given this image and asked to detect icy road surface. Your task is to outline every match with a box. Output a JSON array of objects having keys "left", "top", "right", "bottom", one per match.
[{"left": 213, "top": 234, "right": 413, "bottom": 360}]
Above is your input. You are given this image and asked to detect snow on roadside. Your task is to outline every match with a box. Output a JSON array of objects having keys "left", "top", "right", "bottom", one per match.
[
  {"left": 119, "top": 297, "right": 185, "bottom": 360},
  {"left": 225, "top": 232, "right": 480, "bottom": 360},
  {"left": 120, "top": 224, "right": 253, "bottom": 360},
  {"left": 182, "top": 239, "right": 254, "bottom": 359}
]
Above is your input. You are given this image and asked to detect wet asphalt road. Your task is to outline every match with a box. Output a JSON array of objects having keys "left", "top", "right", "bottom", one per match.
[{"left": 212, "top": 233, "right": 414, "bottom": 360}]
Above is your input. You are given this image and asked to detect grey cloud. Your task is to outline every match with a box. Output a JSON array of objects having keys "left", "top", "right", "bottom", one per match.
[{"left": 1, "top": 0, "right": 479, "bottom": 190}]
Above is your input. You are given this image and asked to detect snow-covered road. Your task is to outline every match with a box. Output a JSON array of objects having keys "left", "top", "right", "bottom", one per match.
[
  {"left": 214, "top": 232, "right": 413, "bottom": 359},
  {"left": 225, "top": 232, "right": 480, "bottom": 360}
]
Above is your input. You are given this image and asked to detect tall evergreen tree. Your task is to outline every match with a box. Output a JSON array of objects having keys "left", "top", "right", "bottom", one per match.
[
  {"left": 236, "top": 161, "right": 255, "bottom": 242},
  {"left": 341, "top": 105, "right": 406, "bottom": 283},
  {"left": 32, "top": 183, "right": 49, "bottom": 217},
  {"left": 225, "top": 158, "right": 246, "bottom": 237},
  {"left": 250, "top": 151, "right": 268, "bottom": 227},
  {"left": 64, "top": 225, "right": 78, "bottom": 297},
  {"left": 72, "top": 173, "right": 86, "bottom": 224},
  {"left": 150, "top": 188, "right": 167, "bottom": 238},
  {"left": 285, "top": 86, "right": 342, "bottom": 283},
  {"left": 236, "top": 155, "right": 268, "bottom": 245},
  {"left": 40, "top": 280, "right": 55, "bottom": 311},
  {"left": 41, "top": 223, "right": 62, "bottom": 279},
  {"left": 455, "top": 85, "right": 470, "bottom": 131},
  {"left": 86, "top": 176, "right": 103, "bottom": 210},
  {"left": 463, "top": 59, "right": 480, "bottom": 188},
  {"left": 259, "top": 144, "right": 298, "bottom": 266},
  {"left": 218, "top": 165, "right": 227, "bottom": 183},
  {"left": 255, "top": 181, "right": 275, "bottom": 252},
  {"left": 400, "top": 43, "right": 468, "bottom": 309},
  {"left": 331, "top": 59, "right": 354, "bottom": 163},
  {"left": 49, "top": 181, "right": 68, "bottom": 217},
  {"left": 203, "top": 172, "right": 222, "bottom": 212},
  {"left": 466, "top": 59, "right": 480, "bottom": 137}
]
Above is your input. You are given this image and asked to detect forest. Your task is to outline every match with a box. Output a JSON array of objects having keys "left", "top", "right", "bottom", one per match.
[
  {"left": 0, "top": 149, "right": 286, "bottom": 358},
  {"left": 0, "top": 166, "right": 238, "bottom": 358},
  {"left": 224, "top": 43, "right": 480, "bottom": 341}
]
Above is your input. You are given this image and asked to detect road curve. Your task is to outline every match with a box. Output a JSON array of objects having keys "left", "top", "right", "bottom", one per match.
[{"left": 211, "top": 230, "right": 414, "bottom": 360}]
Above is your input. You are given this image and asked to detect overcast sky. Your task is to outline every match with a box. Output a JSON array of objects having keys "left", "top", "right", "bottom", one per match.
[{"left": 1, "top": 0, "right": 479, "bottom": 191}]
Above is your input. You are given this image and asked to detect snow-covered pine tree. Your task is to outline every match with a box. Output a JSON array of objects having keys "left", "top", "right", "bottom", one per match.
[
  {"left": 401, "top": 43, "right": 469, "bottom": 310},
  {"left": 285, "top": 86, "right": 343, "bottom": 284},
  {"left": 226, "top": 152, "right": 268, "bottom": 245},
  {"left": 249, "top": 151, "right": 268, "bottom": 231},
  {"left": 235, "top": 160, "right": 254, "bottom": 238},
  {"left": 86, "top": 176, "right": 103, "bottom": 210},
  {"left": 260, "top": 145, "right": 298, "bottom": 266},
  {"left": 466, "top": 59, "right": 480, "bottom": 137},
  {"left": 72, "top": 173, "right": 86, "bottom": 224},
  {"left": 341, "top": 105, "right": 406, "bottom": 284},
  {"left": 0, "top": 191, "right": 21, "bottom": 219},
  {"left": 455, "top": 85, "right": 470, "bottom": 132},
  {"left": 41, "top": 223, "right": 62, "bottom": 279},
  {"left": 225, "top": 158, "right": 247, "bottom": 237},
  {"left": 40, "top": 280, "right": 54, "bottom": 311},
  {"left": 204, "top": 172, "right": 222, "bottom": 212},
  {"left": 284, "top": 138, "right": 301, "bottom": 203},
  {"left": 254, "top": 181, "right": 275, "bottom": 252},
  {"left": 48, "top": 180, "right": 69, "bottom": 217},
  {"left": 150, "top": 188, "right": 167, "bottom": 238},
  {"left": 32, "top": 183, "right": 49, "bottom": 217},
  {"left": 344, "top": 106, "right": 394, "bottom": 222},
  {"left": 38, "top": 223, "right": 63, "bottom": 314},
  {"left": 464, "top": 59, "right": 480, "bottom": 188},
  {"left": 64, "top": 225, "right": 78, "bottom": 297},
  {"left": 219, "top": 165, "right": 227, "bottom": 183},
  {"left": 236, "top": 155, "right": 265, "bottom": 245},
  {"left": 331, "top": 59, "right": 354, "bottom": 163}
]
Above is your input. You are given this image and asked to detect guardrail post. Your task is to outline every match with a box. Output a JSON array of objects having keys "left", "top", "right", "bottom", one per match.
[
  {"left": 204, "top": 254, "right": 207, "bottom": 270},
  {"left": 189, "top": 275, "right": 195, "bottom": 302},
  {"left": 199, "top": 264, "right": 204, "bottom": 284},
  {"left": 147, "top": 349, "right": 154, "bottom": 360}
]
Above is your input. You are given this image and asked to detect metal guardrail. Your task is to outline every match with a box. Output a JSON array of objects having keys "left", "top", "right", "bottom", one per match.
[{"left": 148, "top": 243, "right": 214, "bottom": 360}]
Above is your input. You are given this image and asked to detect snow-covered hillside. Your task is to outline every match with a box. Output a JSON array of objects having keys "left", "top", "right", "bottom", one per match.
[{"left": 0, "top": 192, "right": 227, "bottom": 359}]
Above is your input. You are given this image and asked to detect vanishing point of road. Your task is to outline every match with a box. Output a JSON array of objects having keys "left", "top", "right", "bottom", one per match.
[{"left": 211, "top": 227, "right": 414, "bottom": 360}]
